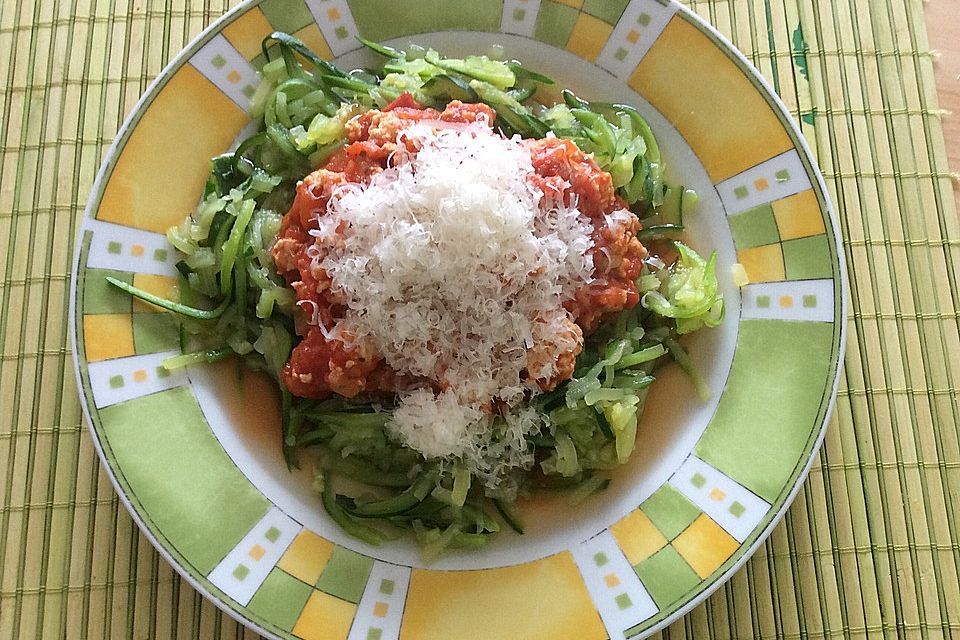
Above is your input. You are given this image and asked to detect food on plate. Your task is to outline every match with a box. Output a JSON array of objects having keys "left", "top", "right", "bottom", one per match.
[{"left": 109, "top": 33, "right": 723, "bottom": 557}]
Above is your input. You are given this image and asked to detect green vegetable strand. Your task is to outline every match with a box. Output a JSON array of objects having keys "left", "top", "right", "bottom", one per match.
[{"left": 105, "top": 276, "right": 229, "bottom": 320}]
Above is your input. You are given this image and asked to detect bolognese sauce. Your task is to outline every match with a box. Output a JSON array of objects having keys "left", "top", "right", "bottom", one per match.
[{"left": 271, "top": 95, "right": 646, "bottom": 400}]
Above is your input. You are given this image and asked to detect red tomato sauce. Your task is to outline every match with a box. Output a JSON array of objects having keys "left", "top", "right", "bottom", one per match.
[{"left": 272, "top": 97, "right": 646, "bottom": 399}]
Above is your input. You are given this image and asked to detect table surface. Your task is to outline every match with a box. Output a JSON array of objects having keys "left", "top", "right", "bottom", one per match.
[
  {"left": 2, "top": 2, "right": 960, "bottom": 638},
  {"left": 925, "top": 0, "right": 960, "bottom": 210}
]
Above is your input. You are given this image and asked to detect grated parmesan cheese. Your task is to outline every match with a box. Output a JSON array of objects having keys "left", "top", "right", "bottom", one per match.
[{"left": 311, "top": 121, "right": 595, "bottom": 484}]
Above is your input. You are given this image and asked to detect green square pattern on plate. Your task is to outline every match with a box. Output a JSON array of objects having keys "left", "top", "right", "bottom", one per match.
[
  {"left": 640, "top": 484, "right": 702, "bottom": 540},
  {"left": 635, "top": 546, "right": 701, "bottom": 609},
  {"left": 247, "top": 569, "right": 313, "bottom": 633},
  {"left": 730, "top": 204, "right": 780, "bottom": 249},
  {"left": 83, "top": 269, "right": 133, "bottom": 314},
  {"left": 347, "top": 0, "right": 502, "bottom": 42},
  {"left": 783, "top": 235, "right": 834, "bottom": 280},
  {"left": 314, "top": 546, "right": 373, "bottom": 603},
  {"left": 534, "top": 1, "right": 578, "bottom": 48},
  {"left": 582, "top": 0, "right": 631, "bottom": 24}
]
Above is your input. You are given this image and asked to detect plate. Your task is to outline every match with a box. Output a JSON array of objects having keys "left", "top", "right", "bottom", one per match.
[{"left": 69, "top": 1, "right": 846, "bottom": 638}]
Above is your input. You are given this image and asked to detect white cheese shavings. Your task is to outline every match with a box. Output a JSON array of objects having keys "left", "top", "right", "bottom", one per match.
[
  {"left": 312, "top": 120, "right": 594, "bottom": 483},
  {"left": 388, "top": 388, "right": 485, "bottom": 460},
  {"left": 388, "top": 390, "right": 548, "bottom": 497}
]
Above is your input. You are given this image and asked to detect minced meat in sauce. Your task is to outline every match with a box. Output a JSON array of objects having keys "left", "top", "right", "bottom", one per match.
[{"left": 272, "top": 96, "right": 646, "bottom": 399}]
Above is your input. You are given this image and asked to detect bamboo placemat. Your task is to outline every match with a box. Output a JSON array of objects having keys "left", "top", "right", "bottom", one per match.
[{"left": 2, "top": 0, "right": 959, "bottom": 637}]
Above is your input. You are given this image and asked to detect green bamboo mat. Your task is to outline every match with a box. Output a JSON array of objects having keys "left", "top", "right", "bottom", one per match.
[{"left": 1, "top": 0, "right": 959, "bottom": 637}]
